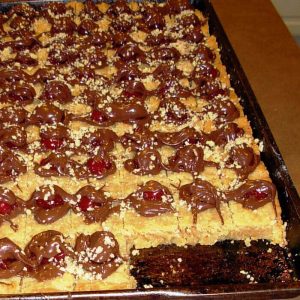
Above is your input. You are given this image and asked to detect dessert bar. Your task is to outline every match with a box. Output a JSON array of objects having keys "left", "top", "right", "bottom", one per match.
[{"left": 0, "top": 0, "right": 286, "bottom": 294}]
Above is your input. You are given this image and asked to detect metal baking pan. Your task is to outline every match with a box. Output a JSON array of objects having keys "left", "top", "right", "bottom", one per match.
[{"left": 0, "top": 0, "right": 299, "bottom": 298}]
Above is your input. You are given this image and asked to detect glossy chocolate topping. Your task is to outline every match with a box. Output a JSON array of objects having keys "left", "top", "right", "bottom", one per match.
[
  {"left": 85, "top": 151, "right": 116, "bottom": 179},
  {"left": 75, "top": 231, "right": 121, "bottom": 279},
  {"left": 124, "top": 148, "right": 163, "bottom": 175},
  {"left": 0, "top": 186, "right": 26, "bottom": 226},
  {"left": 0, "top": 147, "right": 26, "bottom": 183},
  {"left": 42, "top": 81, "right": 73, "bottom": 104},
  {"left": 0, "top": 238, "right": 33, "bottom": 279},
  {"left": 156, "top": 98, "right": 190, "bottom": 124},
  {"left": 29, "top": 103, "right": 67, "bottom": 125},
  {"left": 89, "top": 103, "right": 148, "bottom": 126},
  {"left": 167, "top": 145, "right": 204, "bottom": 174},
  {"left": 120, "top": 128, "right": 160, "bottom": 151},
  {"left": 227, "top": 145, "right": 260, "bottom": 178},
  {"left": 179, "top": 179, "right": 223, "bottom": 223},
  {"left": 25, "top": 230, "right": 74, "bottom": 281},
  {"left": 225, "top": 180, "right": 277, "bottom": 213},
  {"left": 204, "top": 99, "right": 239, "bottom": 123},
  {"left": 0, "top": 126, "right": 27, "bottom": 149},
  {"left": 157, "top": 127, "right": 206, "bottom": 148},
  {"left": 208, "top": 123, "right": 244, "bottom": 146},
  {"left": 34, "top": 153, "right": 86, "bottom": 178},
  {"left": 28, "top": 185, "right": 75, "bottom": 224},
  {"left": 126, "top": 181, "right": 174, "bottom": 217},
  {"left": 0, "top": 106, "right": 27, "bottom": 124},
  {"left": 80, "top": 128, "right": 118, "bottom": 154},
  {"left": 40, "top": 125, "right": 70, "bottom": 151},
  {"left": 74, "top": 185, "right": 119, "bottom": 224}
]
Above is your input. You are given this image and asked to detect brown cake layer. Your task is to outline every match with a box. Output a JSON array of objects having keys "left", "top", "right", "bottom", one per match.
[{"left": 130, "top": 240, "right": 295, "bottom": 289}]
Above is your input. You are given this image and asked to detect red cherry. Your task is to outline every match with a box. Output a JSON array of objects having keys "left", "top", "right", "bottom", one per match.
[
  {"left": 36, "top": 194, "right": 64, "bottom": 209},
  {"left": 91, "top": 109, "right": 108, "bottom": 123},
  {"left": 78, "top": 196, "right": 93, "bottom": 212},
  {"left": 244, "top": 190, "right": 268, "bottom": 200},
  {"left": 41, "top": 138, "right": 63, "bottom": 150},
  {"left": 87, "top": 158, "right": 112, "bottom": 175},
  {"left": 143, "top": 189, "right": 164, "bottom": 201},
  {"left": 0, "top": 201, "right": 13, "bottom": 215}
]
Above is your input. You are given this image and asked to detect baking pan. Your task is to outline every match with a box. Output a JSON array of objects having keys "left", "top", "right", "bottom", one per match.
[{"left": 0, "top": 0, "right": 299, "bottom": 298}]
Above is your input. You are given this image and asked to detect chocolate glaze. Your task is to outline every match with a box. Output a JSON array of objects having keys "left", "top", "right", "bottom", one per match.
[
  {"left": 34, "top": 153, "right": 86, "bottom": 178},
  {"left": 0, "top": 238, "right": 33, "bottom": 279},
  {"left": 82, "top": 0, "right": 103, "bottom": 21},
  {"left": 151, "top": 47, "right": 181, "bottom": 62},
  {"left": 126, "top": 181, "right": 174, "bottom": 217},
  {"left": 120, "top": 128, "right": 160, "bottom": 151},
  {"left": 204, "top": 99, "right": 240, "bottom": 123},
  {"left": 121, "top": 80, "right": 148, "bottom": 101},
  {"left": 183, "top": 26, "right": 204, "bottom": 43},
  {"left": 179, "top": 178, "right": 223, "bottom": 223},
  {"left": 42, "top": 81, "right": 73, "bottom": 104},
  {"left": 167, "top": 145, "right": 204, "bottom": 174},
  {"left": 124, "top": 148, "right": 163, "bottom": 175},
  {"left": 227, "top": 145, "right": 260, "bottom": 178},
  {"left": 85, "top": 151, "right": 116, "bottom": 179},
  {"left": 51, "top": 17, "right": 77, "bottom": 35},
  {"left": 157, "top": 127, "right": 206, "bottom": 148},
  {"left": 0, "top": 187, "right": 26, "bottom": 228},
  {"left": 0, "top": 126, "right": 27, "bottom": 149},
  {"left": 75, "top": 231, "right": 121, "bottom": 279},
  {"left": 6, "top": 83, "right": 36, "bottom": 105},
  {"left": 80, "top": 128, "right": 118, "bottom": 154},
  {"left": 155, "top": 98, "right": 190, "bottom": 124},
  {"left": 28, "top": 103, "right": 68, "bottom": 125},
  {"left": 107, "top": 0, "right": 131, "bottom": 17},
  {"left": 153, "top": 63, "right": 183, "bottom": 81},
  {"left": 40, "top": 125, "right": 70, "bottom": 152},
  {"left": 0, "top": 147, "right": 26, "bottom": 183},
  {"left": 87, "top": 103, "right": 149, "bottom": 126},
  {"left": 225, "top": 180, "right": 276, "bottom": 213},
  {"left": 193, "top": 44, "right": 216, "bottom": 63},
  {"left": 28, "top": 185, "right": 74, "bottom": 224},
  {"left": 0, "top": 106, "right": 27, "bottom": 124},
  {"left": 155, "top": 79, "right": 192, "bottom": 98},
  {"left": 74, "top": 185, "right": 119, "bottom": 224},
  {"left": 114, "top": 64, "right": 143, "bottom": 83},
  {"left": 208, "top": 123, "right": 244, "bottom": 146},
  {"left": 25, "top": 230, "right": 74, "bottom": 281},
  {"left": 117, "top": 44, "right": 145, "bottom": 63},
  {"left": 164, "top": 0, "right": 192, "bottom": 14}
]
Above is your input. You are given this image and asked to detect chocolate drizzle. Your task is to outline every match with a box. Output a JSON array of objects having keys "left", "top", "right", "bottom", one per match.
[
  {"left": 225, "top": 180, "right": 277, "bottom": 213},
  {"left": 227, "top": 145, "right": 260, "bottom": 178},
  {"left": 124, "top": 148, "right": 163, "bottom": 175},
  {"left": 24, "top": 230, "right": 74, "bottom": 281},
  {"left": 75, "top": 231, "right": 122, "bottom": 279},
  {"left": 0, "top": 147, "right": 26, "bottom": 183},
  {"left": 179, "top": 178, "right": 223, "bottom": 223},
  {"left": 157, "top": 127, "right": 206, "bottom": 148},
  {"left": 0, "top": 187, "right": 26, "bottom": 228},
  {"left": 167, "top": 145, "right": 204, "bottom": 174},
  {"left": 0, "top": 238, "right": 34, "bottom": 279},
  {"left": 126, "top": 181, "right": 174, "bottom": 217},
  {"left": 28, "top": 185, "right": 74, "bottom": 224},
  {"left": 179, "top": 179, "right": 278, "bottom": 223},
  {"left": 74, "top": 185, "right": 119, "bottom": 223}
]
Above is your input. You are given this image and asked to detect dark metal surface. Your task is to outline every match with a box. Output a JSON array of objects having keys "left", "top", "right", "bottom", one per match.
[{"left": 0, "top": 0, "right": 299, "bottom": 298}]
